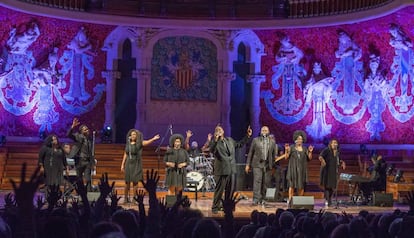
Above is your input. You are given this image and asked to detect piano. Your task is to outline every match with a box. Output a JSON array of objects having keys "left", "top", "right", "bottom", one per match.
[
  {"left": 339, "top": 173, "right": 371, "bottom": 183},
  {"left": 339, "top": 173, "right": 371, "bottom": 203}
]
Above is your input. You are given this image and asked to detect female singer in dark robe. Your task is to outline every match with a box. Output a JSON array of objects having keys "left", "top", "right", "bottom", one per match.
[
  {"left": 319, "top": 139, "right": 345, "bottom": 207},
  {"left": 121, "top": 129, "right": 160, "bottom": 203},
  {"left": 38, "top": 134, "right": 67, "bottom": 197},
  {"left": 285, "top": 130, "right": 314, "bottom": 206},
  {"left": 164, "top": 134, "right": 189, "bottom": 195}
]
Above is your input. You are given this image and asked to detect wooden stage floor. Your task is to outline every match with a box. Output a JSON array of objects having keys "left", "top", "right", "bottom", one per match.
[{"left": 0, "top": 190, "right": 409, "bottom": 218}]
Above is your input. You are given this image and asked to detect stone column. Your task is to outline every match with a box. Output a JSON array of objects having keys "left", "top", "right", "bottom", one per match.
[
  {"left": 218, "top": 71, "right": 236, "bottom": 135},
  {"left": 247, "top": 74, "right": 265, "bottom": 136},
  {"left": 133, "top": 69, "right": 151, "bottom": 131},
  {"left": 101, "top": 70, "right": 120, "bottom": 140}
]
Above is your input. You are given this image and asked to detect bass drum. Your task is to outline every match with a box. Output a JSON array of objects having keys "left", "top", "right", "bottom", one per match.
[{"left": 186, "top": 171, "right": 204, "bottom": 191}]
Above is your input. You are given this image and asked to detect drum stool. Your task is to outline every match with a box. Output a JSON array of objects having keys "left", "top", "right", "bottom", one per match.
[{"left": 187, "top": 181, "right": 199, "bottom": 201}]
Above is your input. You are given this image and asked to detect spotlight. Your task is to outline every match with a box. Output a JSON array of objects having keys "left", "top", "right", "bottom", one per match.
[
  {"left": 101, "top": 126, "right": 112, "bottom": 143},
  {"left": 394, "top": 170, "right": 404, "bottom": 183}
]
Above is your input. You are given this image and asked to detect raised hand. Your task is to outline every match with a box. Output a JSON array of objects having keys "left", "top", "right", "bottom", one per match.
[
  {"left": 308, "top": 145, "right": 314, "bottom": 152},
  {"left": 186, "top": 130, "right": 193, "bottom": 138},
  {"left": 247, "top": 125, "right": 252, "bottom": 137},
  {"left": 222, "top": 182, "right": 240, "bottom": 214},
  {"left": 98, "top": 172, "right": 115, "bottom": 199},
  {"left": 74, "top": 177, "right": 87, "bottom": 198},
  {"left": 10, "top": 163, "right": 43, "bottom": 209},
  {"left": 71, "top": 117, "right": 80, "bottom": 128},
  {"left": 4, "top": 193, "right": 16, "bottom": 209},
  {"left": 134, "top": 189, "right": 146, "bottom": 205},
  {"left": 141, "top": 169, "right": 160, "bottom": 195},
  {"left": 36, "top": 195, "right": 45, "bottom": 210},
  {"left": 109, "top": 190, "right": 121, "bottom": 209},
  {"left": 47, "top": 184, "right": 62, "bottom": 209},
  {"left": 181, "top": 196, "right": 191, "bottom": 208}
]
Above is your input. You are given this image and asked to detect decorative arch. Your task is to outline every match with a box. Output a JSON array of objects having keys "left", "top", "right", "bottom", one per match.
[{"left": 229, "top": 29, "right": 266, "bottom": 135}]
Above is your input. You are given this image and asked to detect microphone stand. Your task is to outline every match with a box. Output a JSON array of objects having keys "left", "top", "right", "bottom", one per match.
[{"left": 155, "top": 125, "right": 171, "bottom": 189}]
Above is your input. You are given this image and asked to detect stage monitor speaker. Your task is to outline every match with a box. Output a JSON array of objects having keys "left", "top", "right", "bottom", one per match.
[
  {"left": 291, "top": 196, "right": 314, "bottom": 210},
  {"left": 265, "top": 188, "right": 277, "bottom": 202},
  {"left": 373, "top": 192, "right": 393, "bottom": 207},
  {"left": 87, "top": 192, "right": 101, "bottom": 202}
]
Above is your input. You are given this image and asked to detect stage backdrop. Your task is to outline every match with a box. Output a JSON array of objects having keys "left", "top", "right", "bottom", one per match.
[{"left": 0, "top": 5, "right": 414, "bottom": 144}]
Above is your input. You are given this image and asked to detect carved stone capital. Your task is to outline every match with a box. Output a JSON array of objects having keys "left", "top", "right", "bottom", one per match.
[
  {"left": 218, "top": 72, "right": 236, "bottom": 82},
  {"left": 247, "top": 74, "right": 266, "bottom": 84},
  {"left": 133, "top": 69, "right": 151, "bottom": 80},
  {"left": 101, "top": 70, "right": 121, "bottom": 80}
]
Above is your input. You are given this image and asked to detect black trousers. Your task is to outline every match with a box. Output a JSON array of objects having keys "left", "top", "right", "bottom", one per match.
[
  {"left": 76, "top": 159, "right": 92, "bottom": 192},
  {"left": 212, "top": 174, "right": 235, "bottom": 210}
]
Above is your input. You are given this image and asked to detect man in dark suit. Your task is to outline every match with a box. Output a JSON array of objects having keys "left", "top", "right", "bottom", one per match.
[
  {"left": 245, "top": 126, "right": 278, "bottom": 205},
  {"left": 208, "top": 124, "right": 252, "bottom": 213},
  {"left": 67, "top": 117, "right": 96, "bottom": 192}
]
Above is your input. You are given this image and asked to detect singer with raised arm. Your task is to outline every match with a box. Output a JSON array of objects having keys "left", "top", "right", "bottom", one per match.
[
  {"left": 120, "top": 129, "right": 160, "bottom": 203},
  {"left": 67, "top": 118, "right": 95, "bottom": 192},
  {"left": 209, "top": 124, "right": 252, "bottom": 214},
  {"left": 164, "top": 133, "right": 189, "bottom": 195},
  {"left": 319, "top": 138, "right": 345, "bottom": 207}
]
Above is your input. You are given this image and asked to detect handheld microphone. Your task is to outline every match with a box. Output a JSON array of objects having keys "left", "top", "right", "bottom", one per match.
[{"left": 169, "top": 124, "right": 173, "bottom": 135}]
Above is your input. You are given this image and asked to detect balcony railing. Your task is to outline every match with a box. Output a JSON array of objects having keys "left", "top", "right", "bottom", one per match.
[{"left": 18, "top": 0, "right": 394, "bottom": 19}]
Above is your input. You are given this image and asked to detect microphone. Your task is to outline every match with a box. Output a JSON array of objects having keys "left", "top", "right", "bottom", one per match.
[
  {"left": 169, "top": 124, "right": 173, "bottom": 135},
  {"left": 128, "top": 136, "right": 132, "bottom": 141}
]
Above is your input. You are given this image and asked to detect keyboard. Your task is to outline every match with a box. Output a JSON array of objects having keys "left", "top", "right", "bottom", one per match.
[{"left": 339, "top": 173, "right": 370, "bottom": 183}]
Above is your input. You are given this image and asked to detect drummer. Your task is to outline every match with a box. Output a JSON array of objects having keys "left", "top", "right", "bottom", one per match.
[{"left": 184, "top": 130, "right": 211, "bottom": 158}]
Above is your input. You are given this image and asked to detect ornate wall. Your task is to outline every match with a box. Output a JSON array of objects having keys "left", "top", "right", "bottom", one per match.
[{"left": 0, "top": 5, "right": 414, "bottom": 144}]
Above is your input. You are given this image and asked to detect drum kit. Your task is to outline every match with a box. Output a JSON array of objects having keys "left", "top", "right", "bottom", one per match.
[{"left": 186, "top": 153, "right": 216, "bottom": 192}]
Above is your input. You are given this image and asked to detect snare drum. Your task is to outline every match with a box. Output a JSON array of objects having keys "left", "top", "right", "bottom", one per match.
[{"left": 186, "top": 171, "right": 204, "bottom": 191}]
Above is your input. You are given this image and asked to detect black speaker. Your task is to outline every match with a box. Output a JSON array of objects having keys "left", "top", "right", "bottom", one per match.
[
  {"left": 373, "top": 192, "right": 393, "bottom": 207},
  {"left": 291, "top": 196, "right": 314, "bottom": 210}
]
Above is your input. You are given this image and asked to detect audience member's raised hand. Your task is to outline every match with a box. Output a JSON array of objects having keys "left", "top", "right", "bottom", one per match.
[
  {"left": 158, "top": 197, "right": 167, "bottom": 215},
  {"left": 109, "top": 190, "right": 121, "bottom": 209},
  {"left": 134, "top": 189, "right": 146, "bottom": 205},
  {"left": 141, "top": 169, "right": 159, "bottom": 196},
  {"left": 181, "top": 196, "right": 191, "bottom": 208},
  {"left": 74, "top": 177, "right": 87, "bottom": 197},
  {"left": 222, "top": 189, "right": 240, "bottom": 214},
  {"left": 98, "top": 172, "right": 115, "bottom": 199},
  {"left": 406, "top": 190, "right": 414, "bottom": 211},
  {"left": 10, "top": 163, "right": 43, "bottom": 209},
  {"left": 71, "top": 196, "right": 80, "bottom": 210},
  {"left": 47, "top": 184, "right": 62, "bottom": 209},
  {"left": 4, "top": 192, "right": 16, "bottom": 209},
  {"left": 35, "top": 194, "right": 45, "bottom": 210},
  {"left": 221, "top": 183, "right": 241, "bottom": 215}
]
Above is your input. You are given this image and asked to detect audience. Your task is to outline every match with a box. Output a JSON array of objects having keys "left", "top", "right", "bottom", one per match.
[{"left": 2, "top": 163, "right": 414, "bottom": 238}]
